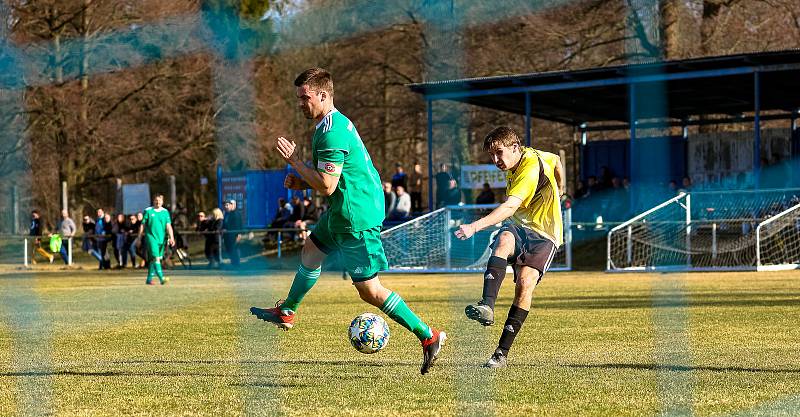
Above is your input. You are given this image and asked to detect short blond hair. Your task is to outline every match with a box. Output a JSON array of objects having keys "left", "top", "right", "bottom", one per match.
[
  {"left": 483, "top": 126, "right": 521, "bottom": 151},
  {"left": 211, "top": 208, "right": 224, "bottom": 221}
]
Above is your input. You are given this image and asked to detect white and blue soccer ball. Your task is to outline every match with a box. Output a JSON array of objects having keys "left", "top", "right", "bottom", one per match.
[{"left": 348, "top": 313, "right": 390, "bottom": 354}]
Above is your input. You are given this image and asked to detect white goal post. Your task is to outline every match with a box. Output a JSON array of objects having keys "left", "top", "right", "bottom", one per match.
[
  {"left": 607, "top": 189, "right": 800, "bottom": 272},
  {"left": 381, "top": 204, "right": 572, "bottom": 273}
]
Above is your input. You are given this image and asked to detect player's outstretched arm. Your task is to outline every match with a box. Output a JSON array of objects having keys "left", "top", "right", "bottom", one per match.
[
  {"left": 554, "top": 157, "right": 566, "bottom": 197},
  {"left": 276, "top": 136, "right": 340, "bottom": 195},
  {"left": 454, "top": 196, "right": 522, "bottom": 240}
]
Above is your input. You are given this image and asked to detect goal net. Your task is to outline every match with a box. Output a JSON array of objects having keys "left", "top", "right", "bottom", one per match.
[
  {"left": 381, "top": 204, "right": 572, "bottom": 273},
  {"left": 607, "top": 189, "right": 800, "bottom": 271}
]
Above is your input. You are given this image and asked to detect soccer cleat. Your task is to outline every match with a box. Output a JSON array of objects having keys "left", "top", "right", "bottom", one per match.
[
  {"left": 250, "top": 300, "right": 295, "bottom": 330},
  {"left": 145, "top": 280, "right": 156, "bottom": 285},
  {"left": 420, "top": 329, "right": 446, "bottom": 375},
  {"left": 483, "top": 349, "right": 508, "bottom": 369},
  {"left": 464, "top": 301, "right": 495, "bottom": 326},
  {"left": 160, "top": 277, "right": 170, "bottom": 285}
]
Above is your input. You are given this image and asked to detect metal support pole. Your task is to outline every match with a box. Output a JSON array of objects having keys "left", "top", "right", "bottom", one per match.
[
  {"left": 711, "top": 223, "right": 717, "bottom": 261},
  {"left": 626, "top": 225, "right": 632, "bottom": 265},
  {"left": 169, "top": 175, "right": 177, "bottom": 213},
  {"left": 277, "top": 231, "right": 282, "bottom": 258},
  {"left": 61, "top": 181, "right": 68, "bottom": 212},
  {"left": 565, "top": 207, "right": 573, "bottom": 270},
  {"left": 685, "top": 194, "right": 692, "bottom": 268},
  {"left": 24, "top": 237, "right": 28, "bottom": 267},
  {"left": 629, "top": 84, "right": 637, "bottom": 213},
  {"left": 525, "top": 92, "right": 532, "bottom": 147},
  {"left": 444, "top": 207, "right": 452, "bottom": 270},
  {"left": 427, "top": 100, "right": 434, "bottom": 212},
  {"left": 754, "top": 71, "right": 761, "bottom": 188},
  {"left": 217, "top": 232, "right": 223, "bottom": 264},
  {"left": 12, "top": 185, "right": 19, "bottom": 235}
]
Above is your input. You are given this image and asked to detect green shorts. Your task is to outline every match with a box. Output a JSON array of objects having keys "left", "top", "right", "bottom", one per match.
[
  {"left": 309, "top": 214, "right": 388, "bottom": 281},
  {"left": 144, "top": 235, "right": 165, "bottom": 260}
]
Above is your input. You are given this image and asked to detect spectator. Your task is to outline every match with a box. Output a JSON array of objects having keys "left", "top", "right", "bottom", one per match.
[
  {"left": 94, "top": 209, "right": 111, "bottom": 270},
  {"left": 124, "top": 214, "right": 139, "bottom": 268},
  {"left": 573, "top": 179, "right": 588, "bottom": 199},
  {"left": 434, "top": 163, "right": 453, "bottom": 208},
  {"left": 444, "top": 178, "right": 462, "bottom": 206},
  {"left": 475, "top": 182, "right": 495, "bottom": 204},
  {"left": 383, "top": 182, "right": 396, "bottom": 215},
  {"left": 622, "top": 177, "right": 630, "bottom": 191},
  {"left": 681, "top": 176, "right": 692, "bottom": 192},
  {"left": 294, "top": 197, "right": 318, "bottom": 242},
  {"left": 172, "top": 203, "right": 190, "bottom": 252},
  {"left": 81, "top": 215, "right": 96, "bottom": 256},
  {"left": 135, "top": 212, "right": 146, "bottom": 268},
  {"left": 29, "top": 209, "right": 54, "bottom": 264},
  {"left": 668, "top": 180, "right": 679, "bottom": 194},
  {"left": 388, "top": 185, "right": 411, "bottom": 221},
  {"left": 56, "top": 209, "right": 76, "bottom": 265},
  {"left": 391, "top": 164, "right": 408, "bottom": 190},
  {"left": 112, "top": 213, "right": 127, "bottom": 268},
  {"left": 207, "top": 208, "right": 224, "bottom": 268},
  {"left": 587, "top": 176, "right": 601, "bottom": 195},
  {"left": 408, "top": 162, "right": 424, "bottom": 212},
  {"left": 269, "top": 197, "right": 293, "bottom": 232},
  {"left": 287, "top": 195, "right": 304, "bottom": 227},
  {"left": 223, "top": 199, "right": 242, "bottom": 267}
]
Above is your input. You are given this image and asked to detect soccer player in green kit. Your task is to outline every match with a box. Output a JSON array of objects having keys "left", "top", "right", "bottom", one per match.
[
  {"left": 138, "top": 194, "right": 175, "bottom": 285},
  {"left": 250, "top": 68, "right": 446, "bottom": 375}
]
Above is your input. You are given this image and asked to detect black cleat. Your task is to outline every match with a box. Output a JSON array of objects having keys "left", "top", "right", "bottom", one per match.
[
  {"left": 483, "top": 349, "right": 508, "bottom": 369},
  {"left": 465, "top": 301, "right": 495, "bottom": 326},
  {"left": 420, "top": 329, "right": 446, "bottom": 375}
]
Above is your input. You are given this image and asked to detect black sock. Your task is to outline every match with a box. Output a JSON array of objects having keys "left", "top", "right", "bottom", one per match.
[
  {"left": 481, "top": 256, "right": 507, "bottom": 309},
  {"left": 497, "top": 304, "right": 529, "bottom": 357}
]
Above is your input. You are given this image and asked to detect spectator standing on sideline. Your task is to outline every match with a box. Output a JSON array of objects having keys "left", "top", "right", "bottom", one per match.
[
  {"left": 29, "top": 210, "right": 54, "bottom": 264},
  {"left": 124, "top": 214, "right": 139, "bottom": 268},
  {"left": 223, "top": 199, "right": 242, "bottom": 267},
  {"left": 93, "top": 209, "right": 111, "bottom": 270},
  {"left": 81, "top": 215, "right": 96, "bottom": 256},
  {"left": 435, "top": 163, "right": 453, "bottom": 208},
  {"left": 288, "top": 195, "right": 304, "bottom": 227},
  {"left": 139, "top": 194, "right": 175, "bottom": 285},
  {"left": 207, "top": 208, "right": 224, "bottom": 268},
  {"left": 391, "top": 164, "right": 408, "bottom": 190},
  {"left": 112, "top": 213, "right": 127, "bottom": 268},
  {"left": 383, "top": 182, "right": 396, "bottom": 215},
  {"left": 388, "top": 185, "right": 411, "bottom": 221},
  {"left": 408, "top": 162, "right": 424, "bottom": 213},
  {"left": 56, "top": 209, "right": 76, "bottom": 264},
  {"left": 475, "top": 182, "right": 496, "bottom": 204}
]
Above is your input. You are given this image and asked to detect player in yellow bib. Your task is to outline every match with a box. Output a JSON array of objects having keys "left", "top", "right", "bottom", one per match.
[{"left": 455, "top": 126, "right": 565, "bottom": 368}]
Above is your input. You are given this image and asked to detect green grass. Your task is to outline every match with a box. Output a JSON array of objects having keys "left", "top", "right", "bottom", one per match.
[{"left": 1, "top": 269, "right": 799, "bottom": 416}]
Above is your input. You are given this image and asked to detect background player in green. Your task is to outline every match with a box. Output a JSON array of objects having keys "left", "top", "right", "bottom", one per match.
[
  {"left": 138, "top": 194, "right": 175, "bottom": 285},
  {"left": 250, "top": 68, "right": 446, "bottom": 375}
]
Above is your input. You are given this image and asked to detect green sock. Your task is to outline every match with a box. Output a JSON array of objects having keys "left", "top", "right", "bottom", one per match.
[
  {"left": 281, "top": 264, "right": 321, "bottom": 313},
  {"left": 381, "top": 292, "right": 432, "bottom": 341},
  {"left": 155, "top": 261, "right": 164, "bottom": 281},
  {"left": 146, "top": 263, "right": 155, "bottom": 283}
]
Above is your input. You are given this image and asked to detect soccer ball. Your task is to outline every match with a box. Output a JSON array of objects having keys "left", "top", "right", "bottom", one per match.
[{"left": 348, "top": 313, "right": 390, "bottom": 354}]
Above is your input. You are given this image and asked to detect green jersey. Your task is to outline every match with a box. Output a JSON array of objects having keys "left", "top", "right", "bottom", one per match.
[
  {"left": 142, "top": 206, "right": 171, "bottom": 243},
  {"left": 312, "top": 109, "right": 384, "bottom": 232}
]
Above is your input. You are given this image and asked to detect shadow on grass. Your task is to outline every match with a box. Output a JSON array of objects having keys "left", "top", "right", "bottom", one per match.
[
  {"left": 110, "top": 359, "right": 416, "bottom": 367},
  {"left": 559, "top": 363, "right": 800, "bottom": 374}
]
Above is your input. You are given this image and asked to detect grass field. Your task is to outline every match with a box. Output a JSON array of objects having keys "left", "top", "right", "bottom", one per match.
[{"left": 1, "top": 268, "right": 799, "bottom": 416}]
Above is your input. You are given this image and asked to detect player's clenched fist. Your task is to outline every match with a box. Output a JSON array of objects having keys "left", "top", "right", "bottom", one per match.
[{"left": 284, "top": 173, "right": 307, "bottom": 190}]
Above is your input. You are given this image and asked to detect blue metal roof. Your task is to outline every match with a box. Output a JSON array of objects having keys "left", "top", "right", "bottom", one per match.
[{"left": 408, "top": 49, "right": 800, "bottom": 124}]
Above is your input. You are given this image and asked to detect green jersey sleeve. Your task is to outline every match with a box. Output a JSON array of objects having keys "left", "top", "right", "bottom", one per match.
[{"left": 315, "top": 130, "right": 349, "bottom": 177}]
